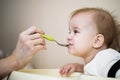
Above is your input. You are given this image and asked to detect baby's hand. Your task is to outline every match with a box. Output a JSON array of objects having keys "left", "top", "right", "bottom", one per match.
[{"left": 59, "top": 63, "right": 84, "bottom": 76}]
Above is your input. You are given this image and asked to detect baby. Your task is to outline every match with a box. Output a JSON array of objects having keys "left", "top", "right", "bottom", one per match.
[{"left": 59, "top": 8, "right": 120, "bottom": 78}]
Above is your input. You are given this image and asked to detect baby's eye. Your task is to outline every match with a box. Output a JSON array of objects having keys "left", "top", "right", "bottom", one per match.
[{"left": 74, "top": 30, "right": 79, "bottom": 34}]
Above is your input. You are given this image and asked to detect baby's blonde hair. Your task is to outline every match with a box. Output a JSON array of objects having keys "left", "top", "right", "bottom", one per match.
[{"left": 71, "top": 8, "right": 120, "bottom": 51}]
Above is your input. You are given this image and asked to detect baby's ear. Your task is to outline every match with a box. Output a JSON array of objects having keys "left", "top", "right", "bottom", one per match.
[{"left": 93, "top": 34, "right": 104, "bottom": 48}]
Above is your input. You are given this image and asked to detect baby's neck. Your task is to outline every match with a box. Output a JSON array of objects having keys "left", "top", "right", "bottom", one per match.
[{"left": 84, "top": 45, "right": 107, "bottom": 64}]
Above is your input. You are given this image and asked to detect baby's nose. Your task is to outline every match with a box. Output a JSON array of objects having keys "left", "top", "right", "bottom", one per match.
[{"left": 67, "top": 33, "right": 73, "bottom": 41}]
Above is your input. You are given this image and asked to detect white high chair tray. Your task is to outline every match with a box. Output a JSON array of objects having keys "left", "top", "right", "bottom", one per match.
[{"left": 8, "top": 69, "right": 119, "bottom": 80}]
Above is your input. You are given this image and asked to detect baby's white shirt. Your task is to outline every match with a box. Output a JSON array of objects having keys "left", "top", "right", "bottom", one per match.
[{"left": 84, "top": 48, "right": 120, "bottom": 78}]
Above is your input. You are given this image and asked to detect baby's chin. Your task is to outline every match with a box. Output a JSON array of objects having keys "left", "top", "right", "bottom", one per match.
[
  {"left": 69, "top": 51, "right": 84, "bottom": 58},
  {"left": 68, "top": 51, "right": 79, "bottom": 56}
]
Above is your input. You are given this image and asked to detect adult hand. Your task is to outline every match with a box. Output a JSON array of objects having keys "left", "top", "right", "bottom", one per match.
[
  {"left": 11, "top": 26, "right": 46, "bottom": 69},
  {"left": 0, "top": 26, "right": 46, "bottom": 79}
]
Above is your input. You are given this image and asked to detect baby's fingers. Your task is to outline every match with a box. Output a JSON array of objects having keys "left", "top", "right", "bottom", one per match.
[
  {"left": 66, "top": 67, "right": 76, "bottom": 76},
  {"left": 59, "top": 68, "right": 65, "bottom": 75},
  {"left": 64, "top": 67, "right": 72, "bottom": 75},
  {"left": 59, "top": 67, "right": 72, "bottom": 76}
]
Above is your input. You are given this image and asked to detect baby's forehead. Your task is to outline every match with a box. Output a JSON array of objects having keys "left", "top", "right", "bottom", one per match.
[
  {"left": 72, "top": 10, "right": 96, "bottom": 17},
  {"left": 77, "top": 11, "right": 96, "bottom": 18},
  {"left": 71, "top": 12, "right": 98, "bottom": 30},
  {"left": 71, "top": 12, "right": 96, "bottom": 24},
  {"left": 72, "top": 11, "right": 96, "bottom": 22}
]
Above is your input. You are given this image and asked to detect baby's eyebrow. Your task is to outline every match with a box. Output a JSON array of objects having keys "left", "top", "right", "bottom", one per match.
[
  {"left": 73, "top": 26, "right": 80, "bottom": 30},
  {"left": 69, "top": 26, "right": 80, "bottom": 32}
]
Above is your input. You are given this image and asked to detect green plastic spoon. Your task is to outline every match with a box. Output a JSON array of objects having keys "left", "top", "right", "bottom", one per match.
[
  {"left": 40, "top": 34, "right": 55, "bottom": 41},
  {"left": 40, "top": 34, "right": 68, "bottom": 47}
]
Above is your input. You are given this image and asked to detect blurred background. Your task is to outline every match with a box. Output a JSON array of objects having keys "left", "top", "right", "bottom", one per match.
[{"left": 0, "top": 0, "right": 120, "bottom": 68}]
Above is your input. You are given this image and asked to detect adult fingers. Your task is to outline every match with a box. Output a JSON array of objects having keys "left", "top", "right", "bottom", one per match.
[
  {"left": 32, "top": 38, "right": 45, "bottom": 46},
  {"left": 29, "top": 33, "right": 41, "bottom": 40},
  {"left": 22, "top": 26, "right": 45, "bottom": 35}
]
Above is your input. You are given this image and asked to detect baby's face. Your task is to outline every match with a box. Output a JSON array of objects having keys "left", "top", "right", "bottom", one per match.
[{"left": 67, "top": 12, "right": 98, "bottom": 58}]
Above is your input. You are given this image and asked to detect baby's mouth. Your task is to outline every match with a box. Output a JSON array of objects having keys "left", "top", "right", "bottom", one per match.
[{"left": 68, "top": 43, "right": 73, "bottom": 47}]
